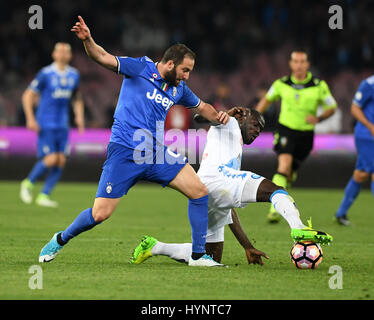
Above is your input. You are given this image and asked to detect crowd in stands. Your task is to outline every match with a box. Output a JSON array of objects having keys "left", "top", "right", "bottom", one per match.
[{"left": 1, "top": 0, "right": 373, "bottom": 133}]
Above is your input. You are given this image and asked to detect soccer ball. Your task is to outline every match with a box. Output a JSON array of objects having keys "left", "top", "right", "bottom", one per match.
[{"left": 290, "top": 241, "right": 323, "bottom": 269}]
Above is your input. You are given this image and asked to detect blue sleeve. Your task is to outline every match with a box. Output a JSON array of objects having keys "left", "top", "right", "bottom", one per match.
[
  {"left": 177, "top": 83, "right": 201, "bottom": 108},
  {"left": 353, "top": 80, "right": 372, "bottom": 108},
  {"left": 29, "top": 70, "right": 47, "bottom": 93},
  {"left": 115, "top": 56, "right": 147, "bottom": 77}
]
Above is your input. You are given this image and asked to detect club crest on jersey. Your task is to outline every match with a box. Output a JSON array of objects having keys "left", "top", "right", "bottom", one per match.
[
  {"left": 146, "top": 88, "right": 174, "bottom": 110},
  {"left": 60, "top": 77, "right": 67, "bottom": 86},
  {"left": 106, "top": 182, "right": 113, "bottom": 194}
]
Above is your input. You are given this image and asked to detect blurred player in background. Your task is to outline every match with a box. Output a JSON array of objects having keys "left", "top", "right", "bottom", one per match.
[
  {"left": 256, "top": 50, "right": 337, "bottom": 223},
  {"left": 130, "top": 108, "right": 333, "bottom": 267},
  {"left": 39, "top": 16, "right": 230, "bottom": 267},
  {"left": 20, "top": 42, "right": 84, "bottom": 208},
  {"left": 335, "top": 76, "right": 374, "bottom": 225}
]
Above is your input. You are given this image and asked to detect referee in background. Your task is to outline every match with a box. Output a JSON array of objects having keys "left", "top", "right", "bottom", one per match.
[{"left": 256, "top": 49, "right": 338, "bottom": 223}]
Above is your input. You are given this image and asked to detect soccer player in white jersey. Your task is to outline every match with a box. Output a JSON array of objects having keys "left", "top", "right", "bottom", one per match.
[
  {"left": 130, "top": 107, "right": 333, "bottom": 265},
  {"left": 20, "top": 42, "right": 84, "bottom": 208}
]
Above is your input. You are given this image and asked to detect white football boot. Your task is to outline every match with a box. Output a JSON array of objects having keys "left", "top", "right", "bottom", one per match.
[
  {"left": 188, "top": 254, "right": 226, "bottom": 267},
  {"left": 35, "top": 193, "right": 58, "bottom": 208}
]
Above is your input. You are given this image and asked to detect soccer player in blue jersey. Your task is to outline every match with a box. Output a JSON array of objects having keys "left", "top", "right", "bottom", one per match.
[
  {"left": 335, "top": 76, "right": 374, "bottom": 225},
  {"left": 39, "top": 16, "right": 230, "bottom": 266},
  {"left": 20, "top": 42, "right": 84, "bottom": 208}
]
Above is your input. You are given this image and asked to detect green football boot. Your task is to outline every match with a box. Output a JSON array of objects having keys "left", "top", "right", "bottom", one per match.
[
  {"left": 291, "top": 218, "right": 333, "bottom": 245},
  {"left": 129, "top": 235, "right": 157, "bottom": 264}
]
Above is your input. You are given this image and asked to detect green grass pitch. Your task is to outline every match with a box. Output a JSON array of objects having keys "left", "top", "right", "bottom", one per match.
[{"left": 0, "top": 181, "right": 373, "bottom": 300}]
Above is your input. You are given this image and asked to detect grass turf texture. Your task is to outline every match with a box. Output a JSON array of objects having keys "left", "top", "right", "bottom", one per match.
[{"left": 0, "top": 181, "right": 373, "bottom": 300}]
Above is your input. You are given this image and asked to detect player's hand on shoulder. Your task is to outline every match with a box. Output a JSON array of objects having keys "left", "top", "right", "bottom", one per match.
[
  {"left": 71, "top": 16, "right": 91, "bottom": 41},
  {"left": 227, "top": 106, "right": 248, "bottom": 119},
  {"left": 245, "top": 247, "right": 269, "bottom": 266}
]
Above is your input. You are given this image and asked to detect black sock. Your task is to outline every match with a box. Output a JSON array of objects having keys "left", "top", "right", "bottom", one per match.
[
  {"left": 191, "top": 252, "right": 205, "bottom": 260},
  {"left": 56, "top": 232, "right": 66, "bottom": 246}
]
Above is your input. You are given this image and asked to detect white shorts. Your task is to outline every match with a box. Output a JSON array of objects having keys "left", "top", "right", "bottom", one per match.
[
  {"left": 199, "top": 165, "right": 265, "bottom": 238},
  {"left": 206, "top": 226, "right": 225, "bottom": 243}
]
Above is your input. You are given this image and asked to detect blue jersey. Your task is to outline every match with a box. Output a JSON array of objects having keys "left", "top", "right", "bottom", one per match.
[
  {"left": 29, "top": 63, "right": 80, "bottom": 129},
  {"left": 352, "top": 75, "right": 374, "bottom": 141},
  {"left": 110, "top": 56, "right": 200, "bottom": 151}
]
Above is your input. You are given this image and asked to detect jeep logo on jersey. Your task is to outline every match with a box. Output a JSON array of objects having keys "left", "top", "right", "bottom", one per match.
[
  {"left": 146, "top": 89, "right": 174, "bottom": 111},
  {"left": 52, "top": 89, "right": 72, "bottom": 99}
]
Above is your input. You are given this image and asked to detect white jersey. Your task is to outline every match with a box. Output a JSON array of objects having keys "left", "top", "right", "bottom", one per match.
[
  {"left": 197, "top": 117, "right": 264, "bottom": 237},
  {"left": 198, "top": 117, "right": 243, "bottom": 175}
]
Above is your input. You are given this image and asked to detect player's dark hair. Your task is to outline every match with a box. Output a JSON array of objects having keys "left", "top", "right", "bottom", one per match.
[
  {"left": 161, "top": 44, "right": 196, "bottom": 66},
  {"left": 290, "top": 48, "right": 310, "bottom": 61}
]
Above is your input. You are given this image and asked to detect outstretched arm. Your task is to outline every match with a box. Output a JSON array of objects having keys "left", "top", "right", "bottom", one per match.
[
  {"left": 256, "top": 95, "right": 272, "bottom": 114},
  {"left": 71, "top": 16, "right": 118, "bottom": 72},
  {"left": 195, "top": 101, "right": 230, "bottom": 125},
  {"left": 229, "top": 209, "right": 269, "bottom": 265}
]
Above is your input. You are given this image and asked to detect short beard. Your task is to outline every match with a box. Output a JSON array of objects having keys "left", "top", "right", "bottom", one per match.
[{"left": 163, "top": 67, "right": 178, "bottom": 86}]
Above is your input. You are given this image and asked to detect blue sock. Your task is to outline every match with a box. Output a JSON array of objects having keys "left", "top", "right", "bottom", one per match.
[
  {"left": 42, "top": 166, "right": 63, "bottom": 195},
  {"left": 60, "top": 208, "right": 99, "bottom": 244},
  {"left": 27, "top": 160, "right": 48, "bottom": 183},
  {"left": 188, "top": 195, "right": 208, "bottom": 254},
  {"left": 336, "top": 178, "right": 361, "bottom": 217}
]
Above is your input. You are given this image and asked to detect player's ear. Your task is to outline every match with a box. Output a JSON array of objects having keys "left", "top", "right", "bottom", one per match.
[{"left": 166, "top": 60, "right": 175, "bottom": 71}]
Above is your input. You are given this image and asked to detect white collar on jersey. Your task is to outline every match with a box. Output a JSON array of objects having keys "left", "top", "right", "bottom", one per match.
[{"left": 51, "top": 62, "right": 70, "bottom": 75}]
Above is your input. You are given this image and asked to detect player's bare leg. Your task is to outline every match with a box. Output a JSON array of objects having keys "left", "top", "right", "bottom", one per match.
[
  {"left": 168, "top": 163, "right": 208, "bottom": 199},
  {"left": 353, "top": 169, "right": 370, "bottom": 183},
  {"left": 92, "top": 197, "right": 121, "bottom": 222},
  {"left": 205, "top": 242, "right": 224, "bottom": 263}
]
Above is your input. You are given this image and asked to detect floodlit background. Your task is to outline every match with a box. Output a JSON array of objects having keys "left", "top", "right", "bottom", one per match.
[{"left": 0, "top": 0, "right": 373, "bottom": 186}]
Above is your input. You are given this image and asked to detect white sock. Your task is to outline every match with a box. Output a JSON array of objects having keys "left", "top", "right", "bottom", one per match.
[
  {"left": 151, "top": 241, "right": 192, "bottom": 263},
  {"left": 271, "top": 192, "right": 306, "bottom": 229}
]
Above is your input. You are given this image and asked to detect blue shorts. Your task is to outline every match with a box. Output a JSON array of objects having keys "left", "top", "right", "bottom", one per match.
[
  {"left": 355, "top": 137, "right": 374, "bottom": 173},
  {"left": 37, "top": 128, "right": 69, "bottom": 158},
  {"left": 96, "top": 142, "right": 187, "bottom": 198}
]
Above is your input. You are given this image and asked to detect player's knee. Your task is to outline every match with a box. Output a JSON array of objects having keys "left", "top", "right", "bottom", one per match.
[
  {"left": 353, "top": 171, "right": 369, "bottom": 183},
  {"left": 57, "top": 155, "right": 66, "bottom": 167},
  {"left": 43, "top": 153, "right": 58, "bottom": 167},
  {"left": 192, "top": 183, "right": 208, "bottom": 199},
  {"left": 257, "top": 179, "right": 285, "bottom": 202},
  {"left": 92, "top": 206, "right": 113, "bottom": 223}
]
